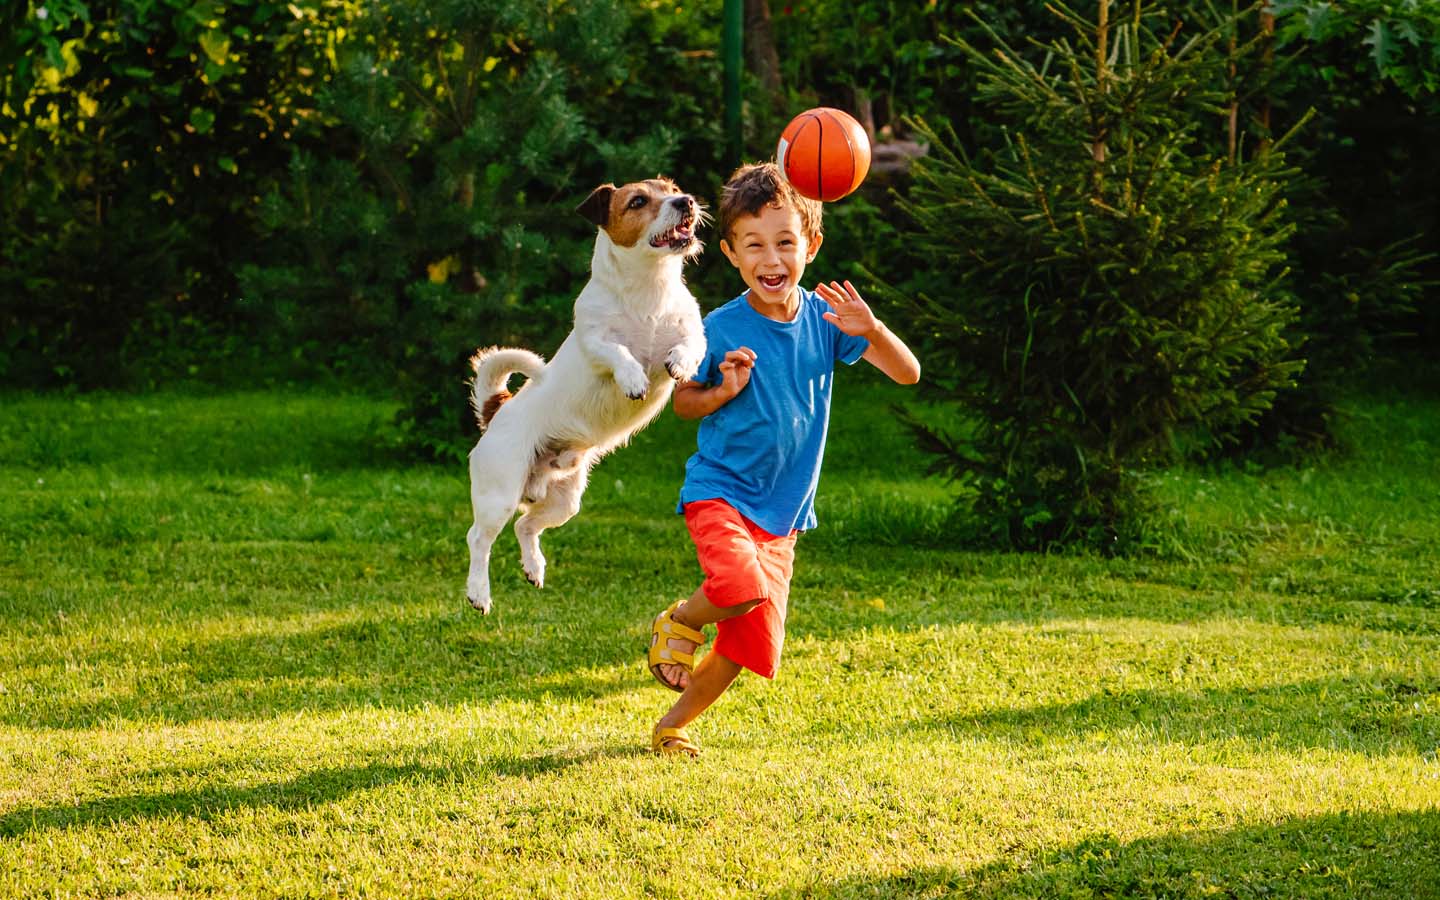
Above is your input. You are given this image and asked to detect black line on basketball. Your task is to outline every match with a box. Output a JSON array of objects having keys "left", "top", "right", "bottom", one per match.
[
  {"left": 813, "top": 113, "right": 826, "bottom": 201},
  {"left": 789, "top": 114, "right": 818, "bottom": 195},
  {"left": 826, "top": 110, "right": 856, "bottom": 197}
]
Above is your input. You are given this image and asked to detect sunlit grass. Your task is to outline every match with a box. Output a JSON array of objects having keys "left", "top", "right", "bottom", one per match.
[{"left": 1, "top": 378, "right": 1437, "bottom": 898}]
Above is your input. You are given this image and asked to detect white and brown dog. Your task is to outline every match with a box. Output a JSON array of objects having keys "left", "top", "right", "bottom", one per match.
[{"left": 465, "top": 178, "right": 706, "bottom": 613}]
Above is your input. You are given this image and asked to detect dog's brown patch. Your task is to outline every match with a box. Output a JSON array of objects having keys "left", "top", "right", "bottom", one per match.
[
  {"left": 480, "top": 390, "right": 511, "bottom": 429},
  {"left": 602, "top": 178, "right": 682, "bottom": 248}
]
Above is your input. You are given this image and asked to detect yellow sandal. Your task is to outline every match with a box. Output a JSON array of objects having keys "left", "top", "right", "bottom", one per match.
[
  {"left": 647, "top": 600, "right": 705, "bottom": 692},
  {"left": 652, "top": 725, "right": 700, "bottom": 757}
]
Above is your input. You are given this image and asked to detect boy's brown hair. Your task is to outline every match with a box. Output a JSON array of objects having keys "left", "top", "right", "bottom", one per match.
[{"left": 718, "top": 162, "right": 824, "bottom": 244}]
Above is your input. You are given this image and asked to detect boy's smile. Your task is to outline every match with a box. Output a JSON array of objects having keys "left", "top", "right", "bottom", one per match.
[{"left": 720, "top": 202, "right": 823, "bottom": 320}]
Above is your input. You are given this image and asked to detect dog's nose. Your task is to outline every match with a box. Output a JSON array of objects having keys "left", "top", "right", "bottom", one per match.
[{"left": 670, "top": 195, "right": 695, "bottom": 213}]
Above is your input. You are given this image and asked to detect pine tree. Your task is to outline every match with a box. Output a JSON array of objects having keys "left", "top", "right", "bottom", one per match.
[{"left": 889, "top": 1, "right": 1305, "bottom": 548}]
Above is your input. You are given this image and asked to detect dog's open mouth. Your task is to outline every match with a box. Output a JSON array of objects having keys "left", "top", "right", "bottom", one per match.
[{"left": 650, "top": 215, "right": 697, "bottom": 250}]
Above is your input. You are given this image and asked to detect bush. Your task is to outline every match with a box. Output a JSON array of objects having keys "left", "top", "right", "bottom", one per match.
[
  {"left": 1228, "top": 0, "right": 1440, "bottom": 449},
  {"left": 884, "top": 4, "right": 1305, "bottom": 549},
  {"left": 0, "top": 0, "right": 335, "bottom": 387}
]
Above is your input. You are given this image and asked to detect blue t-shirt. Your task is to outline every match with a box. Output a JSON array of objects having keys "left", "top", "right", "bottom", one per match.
[{"left": 677, "top": 288, "right": 869, "bottom": 535}]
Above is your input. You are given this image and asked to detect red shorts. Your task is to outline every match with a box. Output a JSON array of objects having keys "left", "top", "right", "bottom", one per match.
[{"left": 684, "top": 498, "right": 798, "bottom": 679}]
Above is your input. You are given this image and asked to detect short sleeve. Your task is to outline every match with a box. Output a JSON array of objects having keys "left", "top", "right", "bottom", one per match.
[
  {"left": 835, "top": 328, "right": 868, "bottom": 367},
  {"left": 694, "top": 316, "right": 726, "bottom": 386}
]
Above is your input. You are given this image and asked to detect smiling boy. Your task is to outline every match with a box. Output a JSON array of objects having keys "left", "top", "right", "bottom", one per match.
[{"left": 645, "top": 161, "right": 922, "bottom": 755}]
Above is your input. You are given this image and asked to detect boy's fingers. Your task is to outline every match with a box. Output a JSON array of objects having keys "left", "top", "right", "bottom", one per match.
[
  {"left": 721, "top": 353, "right": 754, "bottom": 374},
  {"left": 842, "top": 280, "right": 863, "bottom": 303}
]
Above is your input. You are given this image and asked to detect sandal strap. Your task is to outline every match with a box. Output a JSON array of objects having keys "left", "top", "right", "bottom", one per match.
[
  {"left": 656, "top": 603, "right": 705, "bottom": 644},
  {"left": 646, "top": 601, "right": 705, "bottom": 692},
  {"left": 648, "top": 643, "right": 696, "bottom": 669},
  {"left": 652, "top": 726, "right": 699, "bottom": 754}
]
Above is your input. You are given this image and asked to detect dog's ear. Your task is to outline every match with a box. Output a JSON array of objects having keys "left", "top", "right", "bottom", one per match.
[{"left": 577, "top": 184, "right": 615, "bottom": 228}]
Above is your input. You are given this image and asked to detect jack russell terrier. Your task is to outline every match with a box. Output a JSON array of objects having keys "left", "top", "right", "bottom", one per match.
[{"left": 465, "top": 178, "right": 706, "bottom": 613}]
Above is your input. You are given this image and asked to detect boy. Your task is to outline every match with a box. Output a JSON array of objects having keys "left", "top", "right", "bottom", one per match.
[{"left": 646, "top": 162, "right": 922, "bottom": 755}]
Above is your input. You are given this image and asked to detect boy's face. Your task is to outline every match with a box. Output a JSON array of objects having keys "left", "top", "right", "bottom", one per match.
[{"left": 720, "top": 202, "right": 822, "bottom": 308}]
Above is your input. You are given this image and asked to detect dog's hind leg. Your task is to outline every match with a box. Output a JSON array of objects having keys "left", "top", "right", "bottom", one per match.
[
  {"left": 466, "top": 436, "right": 530, "bottom": 614},
  {"left": 514, "top": 456, "right": 591, "bottom": 589}
]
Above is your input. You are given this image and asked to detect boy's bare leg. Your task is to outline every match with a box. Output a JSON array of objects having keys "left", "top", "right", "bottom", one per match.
[
  {"left": 654, "top": 588, "right": 761, "bottom": 691},
  {"left": 655, "top": 649, "right": 743, "bottom": 734}
]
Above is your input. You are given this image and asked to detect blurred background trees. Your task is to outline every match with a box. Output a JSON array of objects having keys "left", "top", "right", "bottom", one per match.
[{"left": 2, "top": 0, "right": 1435, "bottom": 546}]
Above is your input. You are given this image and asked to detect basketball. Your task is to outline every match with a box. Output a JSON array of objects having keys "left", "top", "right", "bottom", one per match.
[{"left": 776, "top": 107, "right": 871, "bottom": 203}]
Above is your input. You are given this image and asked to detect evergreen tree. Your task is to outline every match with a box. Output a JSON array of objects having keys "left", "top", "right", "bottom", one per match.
[{"left": 888, "top": 1, "right": 1305, "bottom": 549}]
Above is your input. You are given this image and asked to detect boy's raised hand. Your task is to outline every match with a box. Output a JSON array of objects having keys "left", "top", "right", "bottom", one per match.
[
  {"left": 717, "top": 346, "right": 757, "bottom": 397},
  {"left": 817, "top": 280, "right": 880, "bottom": 337}
]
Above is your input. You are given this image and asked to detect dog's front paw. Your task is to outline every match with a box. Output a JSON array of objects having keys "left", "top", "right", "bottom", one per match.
[
  {"left": 664, "top": 346, "right": 702, "bottom": 382},
  {"left": 614, "top": 362, "right": 650, "bottom": 400}
]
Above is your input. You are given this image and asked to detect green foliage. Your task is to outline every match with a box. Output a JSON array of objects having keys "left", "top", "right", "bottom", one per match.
[
  {"left": 1209, "top": 0, "right": 1440, "bottom": 448},
  {"left": 1271, "top": 0, "right": 1440, "bottom": 97},
  {"left": 765, "top": 2, "right": 1076, "bottom": 140},
  {"left": 886, "top": 4, "right": 1305, "bottom": 549},
  {"left": 0, "top": 0, "right": 339, "bottom": 386},
  {"left": 0, "top": 0, "right": 342, "bottom": 383},
  {"left": 1236, "top": 231, "right": 1436, "bottom": 455},
  {"left": 769, "top": 1, "right": 959, "bottom": 122},
  {"left": 238, "top": 0, "right": 727, "bottom": 459}
]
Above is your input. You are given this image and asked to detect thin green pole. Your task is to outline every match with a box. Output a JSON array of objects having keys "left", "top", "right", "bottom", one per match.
[{"left": 723, "top": 0, "right": 743, "bottom": 166}]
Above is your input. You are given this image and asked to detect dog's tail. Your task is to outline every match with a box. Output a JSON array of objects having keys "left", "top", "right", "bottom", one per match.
[{"left": 469, "top": 346, "right": 546, "bottom": 431}]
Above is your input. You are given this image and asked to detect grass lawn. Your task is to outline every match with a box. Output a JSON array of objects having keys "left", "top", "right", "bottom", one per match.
[{"left": 1, "top": 376, "right": 1437, "bottom": 898}]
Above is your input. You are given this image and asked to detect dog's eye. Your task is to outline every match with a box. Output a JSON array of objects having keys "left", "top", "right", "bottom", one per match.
[{"left": 628, "top": 195, "right": 648, "bottom": 210}]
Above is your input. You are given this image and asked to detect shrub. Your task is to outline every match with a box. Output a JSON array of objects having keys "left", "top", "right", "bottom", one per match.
[
  {"left": 0, "top": 0, "right": 336, "bottom": 387},
  {"left": 885, "top": 3, "right": 1305, "bottom": 549}
]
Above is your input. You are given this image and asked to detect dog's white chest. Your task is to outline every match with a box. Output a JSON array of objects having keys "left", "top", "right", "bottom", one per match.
[{"left": 617, "top": 311, "right": 689, "bottom": 371}]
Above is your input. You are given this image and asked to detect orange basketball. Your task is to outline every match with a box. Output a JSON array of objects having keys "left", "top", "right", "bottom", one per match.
[{"left": 776, "top": 107, "right": 871, "bottom": 202}]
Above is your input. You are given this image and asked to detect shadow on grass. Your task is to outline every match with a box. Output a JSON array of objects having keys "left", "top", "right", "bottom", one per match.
[
  {"left": 0, "top": 745, "right": 643, "bottom": 839},
  {"left": 6, "top": 604, "right": 657, "bottom": 730},
  {"left": 0, "top": 761, "right": 441, "bottom": 839},
  {"left": 913, "top": 674, "right": 1440, "bottom": 756},
  {"left": 771, "top": 809, "right": 1440, "bottom": 899}
]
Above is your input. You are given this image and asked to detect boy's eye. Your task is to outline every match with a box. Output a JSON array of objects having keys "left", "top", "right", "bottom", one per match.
[{"left": 628, "top": 195, "right": 648, "bottom": 209}]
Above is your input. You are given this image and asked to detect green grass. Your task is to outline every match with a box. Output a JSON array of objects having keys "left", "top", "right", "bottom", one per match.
[{"left": 1, "top": 377, "right": 1437, "bottom": 898}]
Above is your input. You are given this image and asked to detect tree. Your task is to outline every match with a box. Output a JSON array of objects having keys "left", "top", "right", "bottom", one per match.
[{"left": 886, "top": 2, "right": 1305, "bottom": 548}]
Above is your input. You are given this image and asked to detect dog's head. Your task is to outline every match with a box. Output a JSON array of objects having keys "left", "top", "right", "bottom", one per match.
[{"left": 576, "top": 178, "right": 702, "bottom": 259}]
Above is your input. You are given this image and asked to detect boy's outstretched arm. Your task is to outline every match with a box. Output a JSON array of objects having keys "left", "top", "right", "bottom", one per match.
[
  {"left": 816, "top": 280, "right": 921, "bottom": 385},
  {"left": 673, "top": 347, "right": 757, "bottom": 419}
]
